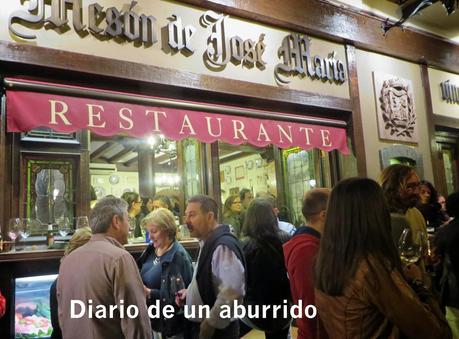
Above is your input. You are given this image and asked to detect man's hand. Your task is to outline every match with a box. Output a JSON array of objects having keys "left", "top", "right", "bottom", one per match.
[
  {"left": 175, "top": 288, "right": 187, "bottom": 307},
  {"left": 403, "top": 264, "right": 423, "bottom": 283},
  {"left": 199, "top": 319, "right": 215, "bottom": 339},
  {"left": 143, "top": 285, "right": 151, "bottom": 299}
]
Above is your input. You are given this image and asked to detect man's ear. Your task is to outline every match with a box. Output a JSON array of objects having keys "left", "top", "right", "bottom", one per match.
[
  {"left": 207, "top": 211, "right": 214, "bottom": 223},
  {"left": 111, "top": 215, "right": 121, "bottom": 230},
  {"left": 319, "top": 210, "right": 327, "bottom": 220}
]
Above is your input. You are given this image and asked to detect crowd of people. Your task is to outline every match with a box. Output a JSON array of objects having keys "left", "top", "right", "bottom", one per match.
[{"left": 50, "top": 163, "right": 459, "bottom": 339}]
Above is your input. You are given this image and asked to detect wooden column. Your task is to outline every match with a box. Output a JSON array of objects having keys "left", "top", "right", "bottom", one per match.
[
  {"left": 421, "top": 65, "right": 445, "bottom": 193},
  {"left": 0, "top": 96, "right": 6, "bottom": 235},
  {"left": 78, "top": 131, "right": 91, "bottom": 217},
  {"left": 138, "top": 146, "right": 156, "bottom": 198},
  {"left": 345, "top": 44, "right": 367, "bottom": 177}
]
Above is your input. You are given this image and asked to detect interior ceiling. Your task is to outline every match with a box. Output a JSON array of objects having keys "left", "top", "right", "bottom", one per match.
[
  {"left": 90, "top": 135, "right": 177, "bottom": 172},
  {"left": 89, "top": 136, "right": 256, "bottom": 172},
  {"left": 332, "top": 0, "right": 459, "bottom": 41}
]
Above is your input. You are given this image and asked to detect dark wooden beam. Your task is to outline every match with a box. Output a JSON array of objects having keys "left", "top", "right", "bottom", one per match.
[
  {"left": 434, "top": 115, "right": 459, "bottom": 131},
  {"left": 219, "top": 151, "right": 252, "bottom": 164},
  {"left": 176, "top": 0, "right": 459, "bottom": 75},
  {"left": 345, "top": 44, "right": 367, "bottom": 177},
  {"left": 421, "top": 65, "right": 445, "bottom": 193},
  {"left": 90, "top": 142, "right": 116, "bottom": 161},
  {"left": 124, "top": 156, "right": 139, "bottom": 167},
  {"left": 108, "top": 147, "right": 136, "bottom": 163}
]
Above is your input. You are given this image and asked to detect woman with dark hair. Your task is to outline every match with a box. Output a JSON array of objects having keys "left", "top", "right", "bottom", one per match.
[
  {"left": 222, "top": 194, "right": 242, "bottom": 238},
  {"left": 315, "top": 177, "right": 451, "bottom": 339},
  {"left": 239, "top": 198, "right": 291, "bottom": 339},
  {"left": 121, "top": 191, "right": 143, "bottom": 238},
  {"left": 416, "top": 180, "right": 447, "bottom": 229}
]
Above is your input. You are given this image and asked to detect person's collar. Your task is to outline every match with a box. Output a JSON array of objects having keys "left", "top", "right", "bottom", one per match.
[
  {"left": 294, "top": 225, "right": 321, "bottom": 239},
  {"left": 200, "top": 224, "right": 228, "bottom": 244},
  {"left": 159, "top": 240, "right": 179, "bottom": 263},
  {"left": 91, "top": 233, "right": 124, "bottom": 249}
]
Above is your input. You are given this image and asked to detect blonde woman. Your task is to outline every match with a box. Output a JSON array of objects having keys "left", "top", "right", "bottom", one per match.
[
  {"left": 50, "top": 227, "right": 92, "bottom": 339},
  {"left": 137, "top": 208, "right": 193, "bottom": 339}
]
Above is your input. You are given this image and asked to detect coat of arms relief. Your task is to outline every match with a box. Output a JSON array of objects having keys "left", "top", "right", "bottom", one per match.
[{"left": 373, "top": 72, "right": 418, "bottom": 143}]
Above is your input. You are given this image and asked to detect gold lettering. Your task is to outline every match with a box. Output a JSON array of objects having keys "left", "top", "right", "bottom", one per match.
[
  {"left": 320, "top": 129, "right": 332, "bottom": 147},
  {"left": 179, "top": 114, "right": 196, "bottom": 135},
  {"left": 257, "top": 123, "right": 271, "bottom": 142},
  {"left": 119, "top": 108, "right": 134, "bottom": 130},
  {"left": 277, "top": 125, "right": 293, "bottom": 143},
  {"left": 145, "top": 110, "right": 167, "bottom": 132},
  {"left": 87, "top": 104, "right": 106, "bottom": 128},
  {"left": 299, "top": 127, "right": 314, "bottom": 145},
  {"left": 232, "top": 120, "right": 248, "bottom": 140},
  {"left": 49, "top": 100, "right": 71, "bottom": 125},
  {"left": 205, "top": 117, "right": 222, "bottom": 137}
]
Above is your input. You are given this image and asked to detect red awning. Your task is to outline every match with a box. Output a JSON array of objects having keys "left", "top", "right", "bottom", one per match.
[{"left": 5, "top": 79, "right": 349, "bottom": 154}]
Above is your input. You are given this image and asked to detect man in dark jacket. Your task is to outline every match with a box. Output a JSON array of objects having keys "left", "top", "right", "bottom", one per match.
[
  {"left": 434, "top": 192, "right": 459, "bottom": 336},
  {"left": 176, "top": 195, "right": 245, "bottom": 339},
  {"left": 283, "top": 188, "right": 330, "bottom": 339}
]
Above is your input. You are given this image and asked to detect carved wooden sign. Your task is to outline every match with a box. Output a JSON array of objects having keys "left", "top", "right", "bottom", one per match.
[
  {"left": 373, "top": 72, "right": 418, "bottom": 143},
  {"left": 8, "top": 1, "right": 346, "bottom": 86},
  {"left": 441, "top": 80, "right": 459, "bottom": 105}
]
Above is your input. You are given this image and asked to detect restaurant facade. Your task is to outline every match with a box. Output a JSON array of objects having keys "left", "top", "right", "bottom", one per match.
[{"left": 0, "top": 0, "right": 459, "bottom": 337}]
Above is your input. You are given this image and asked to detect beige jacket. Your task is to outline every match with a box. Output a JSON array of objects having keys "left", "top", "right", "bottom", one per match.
[{"left": 57, "top": 234, "right": 151, "bottom": 339}]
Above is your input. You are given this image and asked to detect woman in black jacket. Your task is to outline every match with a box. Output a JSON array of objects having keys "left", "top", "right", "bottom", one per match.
[
  {"left": 137, "top": 208, "right": 193, "bottom": 339},
  {"left": 239, "top": 198, "right": 291, "bottom": 339}
]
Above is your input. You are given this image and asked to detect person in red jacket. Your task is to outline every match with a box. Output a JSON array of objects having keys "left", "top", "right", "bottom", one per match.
[
  {"left": 283, "top": 188, "right": 330, "bottom": 339},
  {"left": 0, "top": 290, "right": 5, "bottom": 318}
]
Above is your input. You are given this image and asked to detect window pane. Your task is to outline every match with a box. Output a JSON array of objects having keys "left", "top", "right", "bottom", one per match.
[
  {"left": 442, "top": 149, "right": 455, "bottom": 195},
  {"left": 282, "top": 148, "right": 322, "bottom": 227},
  {"left": 89, "top": 133, "right": 203, "bottom": 239},
  {"left": 183, "top": 138, "right": 202, "bottom": 200},
  {"left": 24, "top": 159, "right": 74, "bottom": 228},
  {"left": 218, "top": 142, "right": 278, "bottom": 237}
]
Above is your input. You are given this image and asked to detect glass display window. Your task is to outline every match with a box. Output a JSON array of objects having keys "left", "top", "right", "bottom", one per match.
[{"left": 14, "top": 274, "right": 58, "bottom": 338}]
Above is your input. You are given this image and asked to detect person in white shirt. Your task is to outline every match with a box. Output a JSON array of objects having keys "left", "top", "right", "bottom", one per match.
[{"left": 176, "top": 195, "right": 246, "bottom": 339}]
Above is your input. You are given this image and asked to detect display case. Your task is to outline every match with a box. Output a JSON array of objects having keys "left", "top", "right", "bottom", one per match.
[
  {"left": 14, "top": 274, "right": 56, "bottom": 338},
  {"left": 0, "top": 240, "right": 199, "bottom": 338}
]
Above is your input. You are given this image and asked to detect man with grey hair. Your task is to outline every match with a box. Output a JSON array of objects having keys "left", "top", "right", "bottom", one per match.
[{"left": 57, "top": 196, "right": 151, "bottom": 339}]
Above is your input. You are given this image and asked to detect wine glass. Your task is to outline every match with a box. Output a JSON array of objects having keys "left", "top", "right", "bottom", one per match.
[
  {"left": 57, "top": 217, "right": 71, "bottom": 237},
  {"left": 19, "top": 218, "right": 32, "bottom": 240},
  {"left": 398, "top": 228, "right": 423, "bottom": 265},
  {"left": 170, "top": 274, "right": 186, "bottom": 302},
  {"left": 7, "top": 218, "right": 21, "bottom": 251},
  {"left": 76, "top": 216, "right": 89, "bottom": 229}
]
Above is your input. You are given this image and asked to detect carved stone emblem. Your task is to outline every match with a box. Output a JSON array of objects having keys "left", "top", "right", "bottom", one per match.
[{"left": 373, "top": 72, "right": 417, "bottom": 143}]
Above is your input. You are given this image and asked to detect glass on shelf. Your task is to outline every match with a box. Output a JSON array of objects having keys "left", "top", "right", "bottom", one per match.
[
  {"left": 56, "top": 217, "right": 71, "bottom": 237},
  {"left": 75, "top": 216, "right": 89, "bottom": 229},
  {"left": 17, "top": 218, "right": 38, "bottom": 251},
  {"left": 7, "top": 218, "right": 21, "bottom": 252},
  {"left": 19, "top": 218, "right": 32, "bottom": 240}
]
